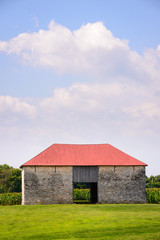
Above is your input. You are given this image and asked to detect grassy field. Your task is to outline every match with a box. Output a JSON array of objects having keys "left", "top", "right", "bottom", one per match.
[{"left": 0, "top": 204, "right": 160, "bottom": 240}]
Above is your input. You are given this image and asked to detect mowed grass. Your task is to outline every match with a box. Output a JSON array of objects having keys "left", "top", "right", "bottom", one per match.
[{"left": 0, "top": 204, "right": 160, "bottom": 240}]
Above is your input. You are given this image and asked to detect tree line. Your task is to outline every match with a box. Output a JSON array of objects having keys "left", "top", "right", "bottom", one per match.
[
  {"left": 0, "top": 164, "right": 21, "bottom": 193},
  {"left": 146, "top": 175, "right": 160, "bottom": 188},
  {"left": 0, "top": 164, "right": 160, "bottom": 193}
]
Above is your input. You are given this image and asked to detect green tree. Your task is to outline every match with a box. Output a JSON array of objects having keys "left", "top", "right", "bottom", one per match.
[
  {"left": 0, "top": 164, "right": 13, "bottom": 193},
  {"left": 146, "top": 175, "right": 160, "bottom": 188},
  {"left": 0, "top": 164, "right": 12, "bottom": 171},
  {"left": 0, "top": 164, "right": 21, "bottom": 193},
  {"left": 7, "top": 169, "right": 21, "bottom": 192}
]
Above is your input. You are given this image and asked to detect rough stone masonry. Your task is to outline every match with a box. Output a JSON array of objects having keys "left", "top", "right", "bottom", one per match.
[
  {"left": 22, "top": 166, "right": 73, "bottom": 205},
  {"left": 98, "top": 166, "right": 146, "bottom": 204},
  {"left": 22, "top": 165, "right": 146, "bottom": 205}
]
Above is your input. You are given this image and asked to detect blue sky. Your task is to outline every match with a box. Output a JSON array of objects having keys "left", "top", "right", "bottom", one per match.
[{"left": 0, "top": 0, "right": 160, "bottom": 176}]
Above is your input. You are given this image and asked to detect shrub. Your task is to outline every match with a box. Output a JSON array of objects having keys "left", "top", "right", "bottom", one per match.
[
  {"left": 146, "top": 188, "right": 160, "bottom": 203},
  {"left": 0, "top": 192, "right": 22, "bottom": 205},
  {"left": 74, "top": 189, "right": 90, "bottom": 201}
]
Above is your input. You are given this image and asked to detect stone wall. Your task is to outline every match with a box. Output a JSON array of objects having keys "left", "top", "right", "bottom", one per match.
[
  {"left": 22, "top": 165, "right": 146, "bottom": 205},
  {"left": 98, "top": 166, "right": 146, "bottom": 203},
  {"left": 22, "top": 166, "right": 73, "bottom": 205}
]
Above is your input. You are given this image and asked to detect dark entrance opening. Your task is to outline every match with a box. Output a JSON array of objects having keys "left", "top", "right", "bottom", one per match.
[
  {"left": 90, "top": 183, "right": 98, "bottom": 203},
  {"left": 73, "top": 182, "right": 98, "bottom": 203},
  {"left": 73, "top": 166, "right": 98, "bottom": 203}
]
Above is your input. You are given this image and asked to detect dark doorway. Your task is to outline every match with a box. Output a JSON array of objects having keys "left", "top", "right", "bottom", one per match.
[
  {"left": 90, "top": 183, "right": 98, "bottom": 203},
  {"left": 73, "top": 167, "right": 98, "bottom": 203},
  {"left": 73, "top": 182, "right": 98, "bottom": 203}
]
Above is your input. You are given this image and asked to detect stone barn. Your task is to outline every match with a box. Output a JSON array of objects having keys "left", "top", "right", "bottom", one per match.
[{"left": 20, "top": 144, "right": 147, "bottom": 205}]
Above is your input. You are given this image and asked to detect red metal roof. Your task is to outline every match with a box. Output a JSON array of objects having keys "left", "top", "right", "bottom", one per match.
[{"left": 20, "top": 144, "right": 147, "bottom": 167}]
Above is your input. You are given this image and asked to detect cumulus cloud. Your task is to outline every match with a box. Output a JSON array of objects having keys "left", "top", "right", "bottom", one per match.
[
  {"left": 0, "top": 21, "right": 160, "bottom": 135},
  {"left": 0, "top": 21, "right": 160, "bottom": 175},
  {"left": 0, "top": 20, "right": 158, "bottom": 82},
  {"left": 38, "top": 79, "right": 160, "bottom": 137},
  {"left": 0, "top": 96, "right": 37, "bottom": 119}
]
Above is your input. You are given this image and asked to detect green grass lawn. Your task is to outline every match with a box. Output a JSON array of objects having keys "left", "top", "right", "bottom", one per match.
[{"left": 0, "top": 204, "right": 160, "bottom": 240}]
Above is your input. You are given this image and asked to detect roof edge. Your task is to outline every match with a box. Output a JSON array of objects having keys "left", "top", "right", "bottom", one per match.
[{"left": 20, "top": 164, "right": 148, "bottom": 168}]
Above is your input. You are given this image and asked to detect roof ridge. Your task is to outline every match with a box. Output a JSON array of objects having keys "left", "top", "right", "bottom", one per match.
[{"left": 53, "top": 143, "right": 110, "bottom": 145}]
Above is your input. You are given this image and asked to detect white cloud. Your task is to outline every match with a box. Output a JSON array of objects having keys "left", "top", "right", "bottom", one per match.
[
  {"left": 124, "top": 103, "right": 160, "bottom": 120},
  {"left": 0, "top": 20, "right": 159, "bottom": 90},
  {"left": 32, "top": 16, "right": 39, "bottom": 28},
  {"left": 38, "top": 80, "right": 160, "bottom": 135},
  {"left": 0, "top": 21, "right": 153, "bottom": 79},
  {"left": 0, "top": 21, "right": 160, "bottom": 175},
  {"left": 0, "top": 96, "right": 37, "bottom": 119}
]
